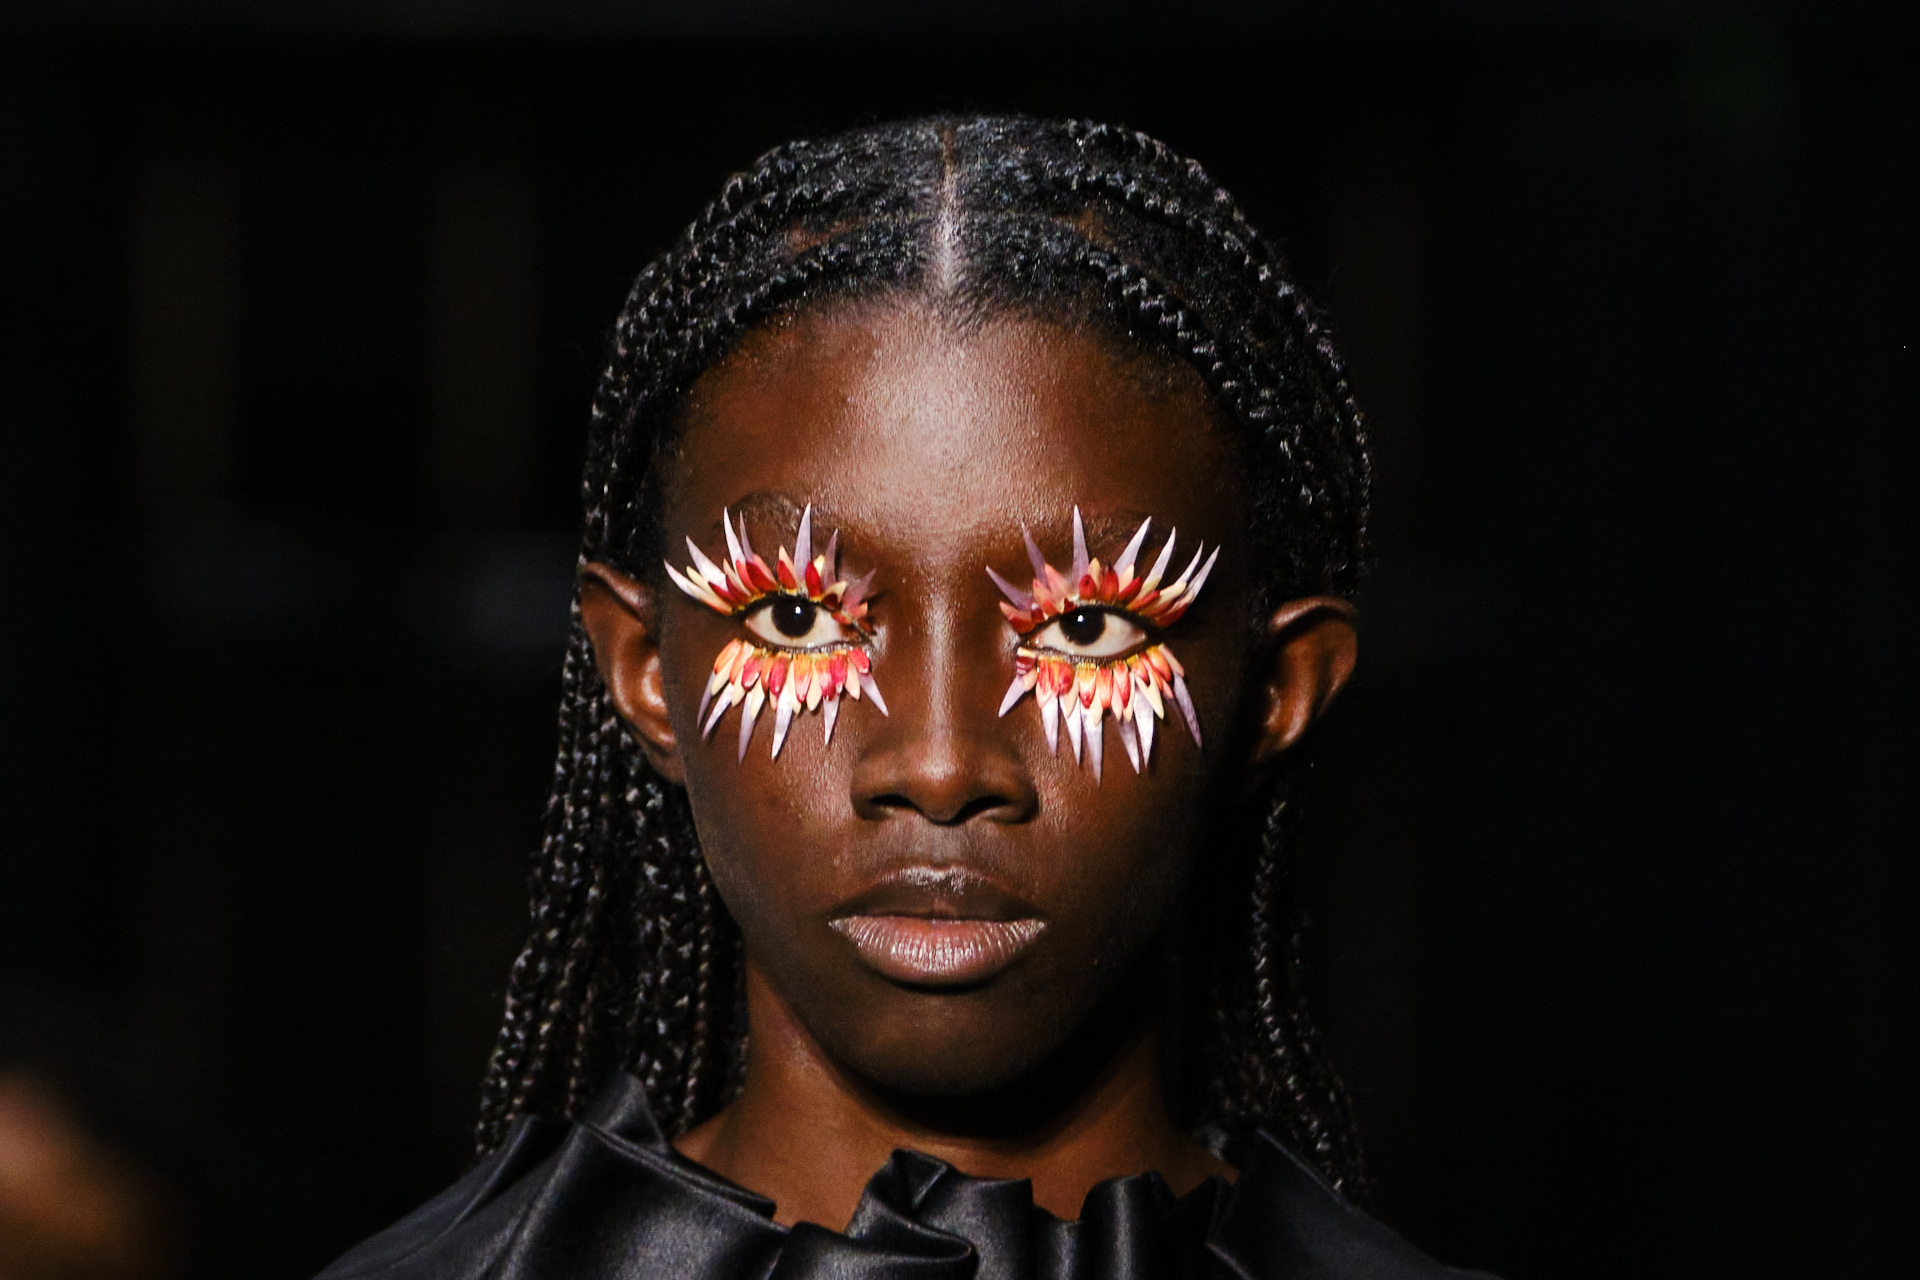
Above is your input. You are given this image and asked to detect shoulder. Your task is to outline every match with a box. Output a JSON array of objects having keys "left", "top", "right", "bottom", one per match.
[
  {"left": 1208, "top": 1129, "right": 1499, "bottom": 1280},
  {"left": 313, "top": 1075, "right": 782, "bottom": 1280}
]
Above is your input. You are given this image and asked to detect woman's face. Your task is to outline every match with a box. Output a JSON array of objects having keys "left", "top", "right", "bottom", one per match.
[{"left": 650, "top": 302, "right": 1251, "bottom": 1096}]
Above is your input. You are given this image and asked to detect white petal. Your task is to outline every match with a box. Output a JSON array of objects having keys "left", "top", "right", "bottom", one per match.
[
  {"left": 1116, "top": 517, "right": 1152, "bottom": 581},
  {"left": 998, "top": 674, "right": 1028, "bottom": 717},
  {"left": 1070, "top": 506, "right": 1089, "bottom": 583},
  {"left": 1040, "top": 694, "right": 1060, "bottom": 752},
  {"left": 1084, "top": 705, "right": 1103, "bottom": 783},
  {"left": 1144, "top": 529, "right": 1177, "bottom": 592},
  {"left": 1166, "top": 545, "right": 1205, "bottom": 598},
  {"left": 822, "top": 693, "right": 840, "bottom": 746},
  {"left": 861, "top": 674, "right": 889, "bottom": 716},
  {"left": 703, "top": 684, "right": 739, "bottom": 739},
  {"left": 687, "top": 536, "right": 728, "bottom": 587},
  {"left": 721, "top": 507, "right": 744, "bottom": 566},
  {"left": 737, "top": 686, "right": 765, "bottom": 761},
  {"left": 1064, "top": 700, "right": 1084, "bottom": 761},
  {"left": 1172, "top": 674, "right": 1201, "bottom": 746},
  {"left": 794, "top": 504, "right": 812, "bottom": 567},
  {"left": 1117, "top": 715, "right": 1141, "bottom": 772},
  {"left": 1184, "top": 545, "right": 1220, "bottom": 603},
  {"left": 771, "top": 689, "right": 796, "bottom": 758}
]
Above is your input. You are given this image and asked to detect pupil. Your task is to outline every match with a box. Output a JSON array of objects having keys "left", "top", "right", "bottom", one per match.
[
  {"left": 771, "top": 599, "right": 816, "bottom": 639},
  {"left": 1059, "top": 609, "right": 1106, "bottom": 646}
]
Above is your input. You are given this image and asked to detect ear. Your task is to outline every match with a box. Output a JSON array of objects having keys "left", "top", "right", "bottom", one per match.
[
  {"left": 1247, "top": 596, "right": 1360, "bottom": 772},
  {"left": 578, "top": 561, "right": 685, "bottom": 784}
]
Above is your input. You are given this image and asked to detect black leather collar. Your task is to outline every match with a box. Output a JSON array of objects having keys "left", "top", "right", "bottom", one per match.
[{"left": 317, "top": 1072, "right": 1488, "bottom": 1280}]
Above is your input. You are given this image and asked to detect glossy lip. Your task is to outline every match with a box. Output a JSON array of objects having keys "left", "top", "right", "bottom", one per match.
[{"left": 828, "top": 866, "right": 1047, "bottom": 987}]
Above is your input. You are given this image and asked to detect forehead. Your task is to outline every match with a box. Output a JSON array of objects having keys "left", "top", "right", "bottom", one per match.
[{"left": 665, "top": 302, "right": 1239, "bottom": 559}]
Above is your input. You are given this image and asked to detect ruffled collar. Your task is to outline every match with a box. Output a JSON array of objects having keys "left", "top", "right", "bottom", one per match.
[{"left": 317, "top": 1072, "right": 1484, "bottom": 1280}]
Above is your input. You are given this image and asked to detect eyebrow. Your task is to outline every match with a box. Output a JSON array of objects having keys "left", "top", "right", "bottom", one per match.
[
  {"left": 702, "top": 491, "right": 864, "bottom": 560},
  {"left": 1026, "top": 507, "right": 1169, "bottom": 563},
  {"left": 701, "top": 495, "right": 1175, "bottom": 566}
]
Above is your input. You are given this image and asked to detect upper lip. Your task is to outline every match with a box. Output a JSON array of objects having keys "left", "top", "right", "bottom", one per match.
[{"left": 828, "top": 865, "right": 1042, "bottom": 923}]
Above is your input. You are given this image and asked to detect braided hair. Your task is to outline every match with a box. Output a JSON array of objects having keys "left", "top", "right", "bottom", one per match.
[{"left": 474, "top": 116, "right": 1373, "bottom": 1197}]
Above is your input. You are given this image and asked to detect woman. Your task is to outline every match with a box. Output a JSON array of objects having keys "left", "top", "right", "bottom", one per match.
[{"left": 320, "top": 115, "right": 1489, "bottom": 1279}]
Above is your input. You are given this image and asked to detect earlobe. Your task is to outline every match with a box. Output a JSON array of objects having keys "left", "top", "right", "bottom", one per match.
[
  {"left": 1249, "top": 596, "right": 1359, "bottom": 770},
  {"left": 578, "top": 562, "right": 685, "bottom": 783}
]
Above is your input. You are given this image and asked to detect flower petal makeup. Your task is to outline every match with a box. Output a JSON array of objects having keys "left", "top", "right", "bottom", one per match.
[
  {"left": 989, "top": 507, "right": 1217, "bottom": 782},
  {"left": 665, "top": 505, "right": 887, "bottom": 761}
]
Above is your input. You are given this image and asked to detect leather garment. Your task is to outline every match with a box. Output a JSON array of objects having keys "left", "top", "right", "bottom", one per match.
[{"left": 317, "top": 1072, "right": 1491, "bottom": 1280}]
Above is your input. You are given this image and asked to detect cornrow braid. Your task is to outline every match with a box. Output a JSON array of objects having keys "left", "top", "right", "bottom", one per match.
[{"left": 475, "top": 115, "right": 1373, "bottom": 1198}]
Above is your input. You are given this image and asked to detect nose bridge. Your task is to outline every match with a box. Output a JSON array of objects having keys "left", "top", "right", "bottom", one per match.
[{"left": 853, "top": 566, "right": 1035, "bottom": 824}]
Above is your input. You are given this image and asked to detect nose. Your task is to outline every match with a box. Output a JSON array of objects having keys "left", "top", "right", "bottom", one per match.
[{"left": 849, "top": 609, "right": 1039, "bottom": 826}]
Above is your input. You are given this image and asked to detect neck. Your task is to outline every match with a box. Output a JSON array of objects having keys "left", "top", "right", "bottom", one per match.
[{"left": 672, "top": 954, "right": 1232, "bottom": 1229}]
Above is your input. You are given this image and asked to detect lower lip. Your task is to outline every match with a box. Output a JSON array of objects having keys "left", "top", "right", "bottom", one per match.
[{"left": 830, "top": 916, "right": 1046, "bottom": 986}]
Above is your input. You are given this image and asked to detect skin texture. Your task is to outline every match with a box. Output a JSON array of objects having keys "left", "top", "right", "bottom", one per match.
[{"left": 579, "top": 301, "right": 1357, "bottom": 1229}]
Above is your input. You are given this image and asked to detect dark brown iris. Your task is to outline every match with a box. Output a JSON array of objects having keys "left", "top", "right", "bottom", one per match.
[
  {"left": 770, "top": 598, "right": 817, "bottom": 638},
  {"left": 1058, "top": 608, "right": 1106, "bottom": 647}
]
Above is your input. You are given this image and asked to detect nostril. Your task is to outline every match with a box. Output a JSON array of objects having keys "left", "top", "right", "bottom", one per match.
[
  {"left": 861, "top": 790, "right": 1023, "bottom": 826},
  {"left": 946, "top": 795, "right": 1015, "bottom": 826}
]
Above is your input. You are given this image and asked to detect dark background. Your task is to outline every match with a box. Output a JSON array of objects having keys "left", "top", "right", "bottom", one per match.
[{"left": 2, "top": 4, "right": 1914, "bottom": 1278}]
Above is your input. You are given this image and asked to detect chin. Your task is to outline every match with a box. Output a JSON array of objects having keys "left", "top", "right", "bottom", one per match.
[{"left": 797, "top": 965, "right": 1126, "bottom": 1102}]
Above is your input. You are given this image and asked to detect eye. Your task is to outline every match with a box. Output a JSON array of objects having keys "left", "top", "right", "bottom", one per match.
[
  {"left": 1027, "top": 607, "right": 1148, "bottom": 659},
  {"left": 743, "top": 596, "right": 855, "bottom": 650}
]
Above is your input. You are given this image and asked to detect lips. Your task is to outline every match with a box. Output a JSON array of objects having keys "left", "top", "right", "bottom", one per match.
[{"left": 828, "top": 866, "right": 1047, "bottom": 987}]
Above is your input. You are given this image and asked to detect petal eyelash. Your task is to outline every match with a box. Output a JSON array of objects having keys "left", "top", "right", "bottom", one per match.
[
  {"left": 667, "top": 506, "right": 885, "bottom": 760},
  {"left": 990, "top": 508, "right": 1214, "bottom": 783}
]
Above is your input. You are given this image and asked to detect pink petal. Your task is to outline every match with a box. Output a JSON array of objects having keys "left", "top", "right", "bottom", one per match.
[
  {"left": 736, "top": 511, "right": 757, "bottom": 565},
  {"left": 841, "top": 570, "right": 874, "bottom": 613},
  {"left": 1021, "top": 523, "right": 1049, "bottom": 580},
  {"left": 986, "top": 565, "right": 1035, "bottom": 611}
]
